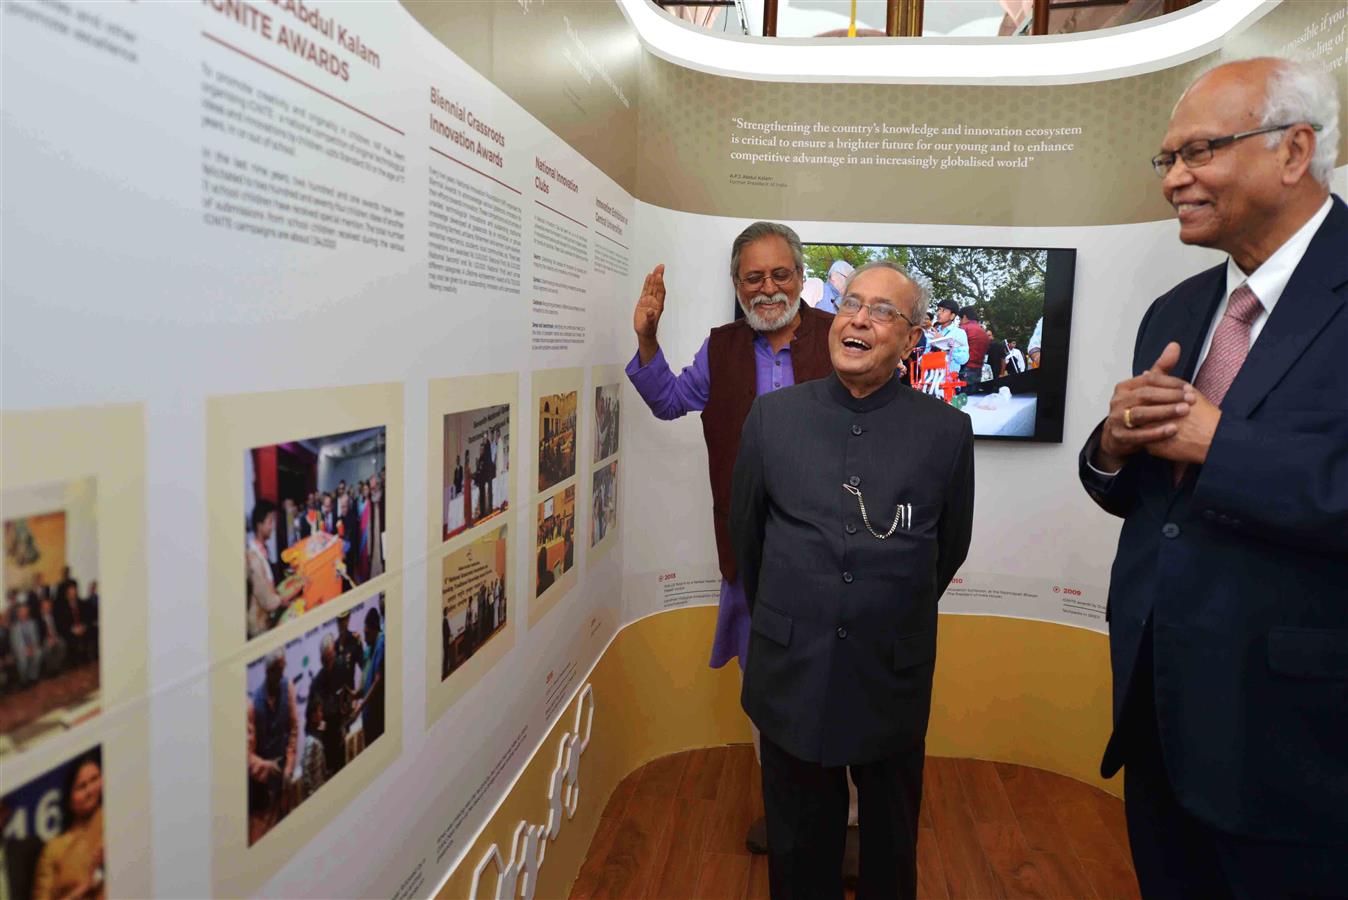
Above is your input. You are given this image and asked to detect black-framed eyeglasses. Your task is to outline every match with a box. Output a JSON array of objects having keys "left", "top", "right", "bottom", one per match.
[
  {"left": 1151, "top": 123, "right": 1322, "bottom": 177},
  {"left": 836, "top": 295, "right": 915, "bottom": 327},
  {"left": 738, "top": 268, "right": 799, "bottom": 288}
]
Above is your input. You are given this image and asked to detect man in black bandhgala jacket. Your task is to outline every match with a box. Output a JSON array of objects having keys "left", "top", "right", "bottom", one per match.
[{"left": 732, "top": 261, "right": 975, "bottom": 900}]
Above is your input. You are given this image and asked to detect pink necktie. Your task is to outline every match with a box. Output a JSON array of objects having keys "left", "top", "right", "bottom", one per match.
[{"left": 1193, "top": 284, "right": 1262, "bottom": 407}]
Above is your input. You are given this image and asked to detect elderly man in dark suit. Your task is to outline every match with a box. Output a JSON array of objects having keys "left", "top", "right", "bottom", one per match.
[
  {"left": 1080, "top": 57, "right": 1346, "bottom": 896},
  {"left": 732, "top": 261, "right": 975, "bottom": 899}
]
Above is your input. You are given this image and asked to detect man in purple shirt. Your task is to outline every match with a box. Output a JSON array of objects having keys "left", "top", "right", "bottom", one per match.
[{"left": 627, "top": 221, "right": 839, "bottom": 853}]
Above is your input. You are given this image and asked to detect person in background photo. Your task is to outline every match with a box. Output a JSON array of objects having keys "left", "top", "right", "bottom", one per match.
[
  {"left": 32, "top": 753, "right": 105, "bottom": 900},
  {"left": 958, "top": 305, "right": 990, "bottom": 388},
  {"left": 299, "top": 696, "right": 327, "bottom": 801},
  {"left": 932, "top": 299, "right": 970, "bottom": 378},
  {"left": 247, "top": 650, "right": 298, "bottom": 845},
  {"left": 355, "top": 608, "right": 384, "bottom": 744},
  {"left": 1080, "top": 57, "right": 1346, "bottom": 895},
  {"left": 814, "top": 258, "right": 855, "bottom": 314}
]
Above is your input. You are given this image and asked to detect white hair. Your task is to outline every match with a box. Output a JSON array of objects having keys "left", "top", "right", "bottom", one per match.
[
  {"left": 1260, "top": 57, "right": 1340, "bottom": 187},
  {"left": 841, "top": 261, "right": 931, "bottom": 323}
]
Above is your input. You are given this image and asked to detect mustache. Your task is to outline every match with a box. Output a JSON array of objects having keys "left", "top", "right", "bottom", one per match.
[{"left": 749, "top": 292, "right": 790, "bottom": 307}]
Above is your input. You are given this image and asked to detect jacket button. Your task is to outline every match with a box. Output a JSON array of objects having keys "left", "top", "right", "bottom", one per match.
[
  {"left": 846, "top": 523, "right": 857, "bottom": 535},
  {"left": 851, "top": 424, "right": 863, "bottom": 436},
  {"left": 1162, "top": 523, "right": 1180, "bottom": 539},
  {"left": 848, "top": 475, "right": 861, "bottom": 487},
  {"left": 837, "top": 626, "right": 847, "bottom": 639},
  {"left": 842, "top": 571, "right": 854, "bottom": 583}
]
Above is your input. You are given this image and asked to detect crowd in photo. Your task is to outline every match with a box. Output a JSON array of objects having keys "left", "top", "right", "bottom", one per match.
[
  {"left": 593, "top": 385, "right": 620, "bottom": 462},
  {"left": 1, "top": 567, "right": 100, "bottom": 730},
  {"left": 1, "top": 748, "right": 105, "bottom": 900},
  {"left": 246, "top": 599, "right": 386, "bottom": 847},
  {"left": 591, "top": 463, "right": 618, "bottom": 548},
  {"left": 441, "top": 575, "right": 507, "bottom": 680},
  {"left": 537, "top": 392, "right": 577, "bottom": 492},
  {"left": 245, "top": 447, "right": 387, "bottom": 640},
  {"left": 444, "top": 420, "right": 508, "bottom": 540}
]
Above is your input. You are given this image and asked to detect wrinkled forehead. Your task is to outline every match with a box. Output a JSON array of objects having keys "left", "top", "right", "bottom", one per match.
[
  {"left": 736, "top": 235, "right": 797, "bottom": 274},
  {"left": 1165, "top": 69, "right": 1266, "bottom": 146}
]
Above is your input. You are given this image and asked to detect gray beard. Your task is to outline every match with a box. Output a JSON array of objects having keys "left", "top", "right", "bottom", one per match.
[{"left": 739, "top": 291, "right": 801, "bottom": 332}]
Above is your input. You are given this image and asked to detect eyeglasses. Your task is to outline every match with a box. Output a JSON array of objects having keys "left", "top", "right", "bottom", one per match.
[
  {"left": 836, "top": 295, "right": 915, "bottom": 326},
  {"left": 738, "top": 268, "right": 798, "bottom": 288},
  {"left": 1150, "top": 123, "right": 1321, "bottom": 177}
]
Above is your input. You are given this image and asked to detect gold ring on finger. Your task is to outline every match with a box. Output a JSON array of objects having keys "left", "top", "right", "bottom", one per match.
[{"left": 1124, "top": 407, "right": 1135, "bottom": 429}]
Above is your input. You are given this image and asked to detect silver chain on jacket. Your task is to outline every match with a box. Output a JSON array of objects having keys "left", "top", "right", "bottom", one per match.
[{"left": 843, "top": 484, "right": 908, "bottom": 539}]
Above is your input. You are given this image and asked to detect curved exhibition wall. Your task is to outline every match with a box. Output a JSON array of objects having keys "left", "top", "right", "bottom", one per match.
[{"left": 1, "top": 1, "right": 1344, "bottom": 898}]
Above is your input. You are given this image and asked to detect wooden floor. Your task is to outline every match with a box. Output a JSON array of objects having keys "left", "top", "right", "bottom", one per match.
[{"left": 570, "top": 746, "right": 1139, "bottom": 900}]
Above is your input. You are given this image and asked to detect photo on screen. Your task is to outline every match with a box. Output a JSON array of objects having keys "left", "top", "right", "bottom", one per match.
[
  {"left": 1, "top": 477, "right": 101, "bottom": 758},
  {"left": 442, "top": 404, "right": 509, "bottom": 542},
  {"left": 1, "top": 745, "right": 104, "bottom": 900},
  {"left": 794, "top": 243, "right": 1076, "bottom": 442},
  {"left": 440, "top": 526, "right": 508, "bottom": 681},
  {"left": 535, "top": 486, "right": 575, "bottom": 598},
  {"left": 243, "top": 428, "right": 387, "bottom": 641},
  {"left": 593, "top": 384, "right": 620, "bottom": 463},
  {"left": 591, "top": 462, "right": 618, "bottom": 549},
  {"left": 244, "top": 593, "right": 386, "bottom": 848},
  {"left": 537, "top": 391, "right": 577, "bottom": 492}
]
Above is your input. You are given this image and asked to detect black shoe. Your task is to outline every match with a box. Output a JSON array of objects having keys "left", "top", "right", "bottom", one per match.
[{"left": 746, "top": 816, "right": 769, "bottom": 854}]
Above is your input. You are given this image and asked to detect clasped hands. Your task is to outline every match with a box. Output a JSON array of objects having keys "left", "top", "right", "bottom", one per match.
[{"left": 1094, "top": 342, "right": 1221, "bottom": 473}]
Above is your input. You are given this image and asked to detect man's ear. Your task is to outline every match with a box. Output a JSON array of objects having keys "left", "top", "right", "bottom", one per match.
[{"left": 1281, "top": 124, "right": 1317, "bottom": 186}]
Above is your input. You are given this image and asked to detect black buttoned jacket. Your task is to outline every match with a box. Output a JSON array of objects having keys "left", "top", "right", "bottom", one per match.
[{"left": 732, "top": 374, "right": 974, "bottom": 766}]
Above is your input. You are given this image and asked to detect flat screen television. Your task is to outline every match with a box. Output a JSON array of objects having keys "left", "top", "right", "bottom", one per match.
[{"left": 735, "top": 242, "right": 1077, "bottom": 443}]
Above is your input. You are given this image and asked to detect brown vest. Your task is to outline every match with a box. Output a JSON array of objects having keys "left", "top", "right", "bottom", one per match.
[{"left": 702, "top": 304, "right": 834, "bottom": 582}]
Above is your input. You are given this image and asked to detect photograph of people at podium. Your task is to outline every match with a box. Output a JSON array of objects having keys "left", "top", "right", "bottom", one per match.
[
  {"left": 440, "top": 526, "right": 508, "bottom": 680},
  {"left": 2, "top": 477, "right": 101, "bottom": 759},
  {"left": 1, "top": 746, "right": 106, "bottom": 900},
  {"left": 592, "top": 384, "right": 620, "bottom": 463},
  {"left": 802, "top": 243, "right": 1065, "bottom": 439},
  {"left": 591, "top": 461, "right": 618, "bottom": 548},
  {"left": 537, "top": 391, "right": 577, "bottom": 492},
  {"left": 244, "top": 428, "right": 387, "bottom": 641},
  {"left": 245, "top": 594, "right": 385, "bottom": 847},
  {"left": 442, "top": 404, "right": 509, "bottom": 541},
  {"left": 535, "top": 487, "right": 575, "bottom": 598}
]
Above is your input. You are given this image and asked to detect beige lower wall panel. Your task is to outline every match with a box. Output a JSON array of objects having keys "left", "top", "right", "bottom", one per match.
[{"left": 436, "top": 607, "right": 1116, "bottom": 898}]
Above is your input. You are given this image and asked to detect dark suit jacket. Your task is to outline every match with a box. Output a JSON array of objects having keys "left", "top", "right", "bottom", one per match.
[
  {"left": 733, "top": 374, "right": 974, "bottom": 766},
  {"left": 1079, "top": 195, "right": 1348, "bottom": 845}
]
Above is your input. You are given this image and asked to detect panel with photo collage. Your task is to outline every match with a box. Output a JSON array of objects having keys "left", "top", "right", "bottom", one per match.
[
  {"left": 1, "top": 405, "right": 152, "bottom": 900},
  {"left": 425, "top": 373, "right": 519, "bottom": 727},
  {"left": 205, "top": 384, "right": 403, "bottom": 896}
]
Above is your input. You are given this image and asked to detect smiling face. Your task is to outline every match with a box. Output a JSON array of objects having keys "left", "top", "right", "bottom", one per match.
[
  {"left": 829, "top": 268, "right": 923, "bottom": 393},
  {"left": 735, "top": 236, "right": 802, "bottom": 333},
  {"left": 1161, "top": 61, "right": 1288, "bottom": 262}
]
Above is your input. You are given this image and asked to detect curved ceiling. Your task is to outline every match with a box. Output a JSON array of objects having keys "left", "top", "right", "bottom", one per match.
[{"left": 617, "top": 0, "right": 1274, "bottom": 84}]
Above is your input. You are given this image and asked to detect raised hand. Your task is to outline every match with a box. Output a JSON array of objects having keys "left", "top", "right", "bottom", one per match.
[
  {"left": 634, "top": 264, "right": 666, "bottom": 365},
  {"left": 1095, "top": 342, "right": 1196, "bottom": 472}
]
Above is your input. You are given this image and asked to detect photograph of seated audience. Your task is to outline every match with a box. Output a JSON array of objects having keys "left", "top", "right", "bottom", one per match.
[
  {"left": 2, "top": 478, "right": 100, "bottom": 757},
  {"left": 592, "top": 385, "right": 620, "bottom": 463},
  {"left": 245, "top": 595, "right": 385, "bottom": 847},
  {"left": 1, "top": 746, "right": 105, "bottom": 900},
  {"left": 440, "top": 527, "right": 508, "bottom": 680},
  {"left": 537, "top": 392, "right": 577, "bottom": 492},
  {"left": 591, "top": 462, "right": 618, "bottom": 548},
  {"left": 535, "top": 487, "right": 576, "bottom": 598},
  {"left": 442, "top": 405, "right": 509, "bottom": 541},
  {"left": 244, "top": 428, "right": 387, "bottom": 640}
]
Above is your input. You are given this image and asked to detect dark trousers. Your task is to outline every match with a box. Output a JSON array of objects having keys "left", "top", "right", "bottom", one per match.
[
  {"left": 760, "top": 733, "right": 924, "bottom": 900},
  {"left": 1121, "top": 632, "right": 1348, "bottom": 899}
]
